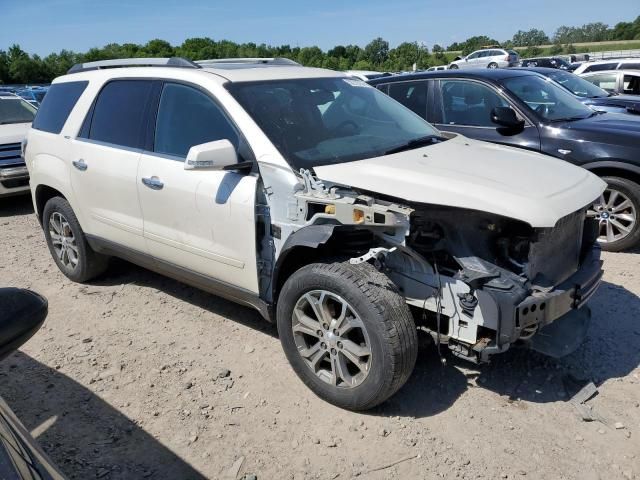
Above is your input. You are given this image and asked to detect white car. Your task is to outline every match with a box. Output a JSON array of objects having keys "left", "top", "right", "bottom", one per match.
[
  {"left": 572, "top": 58, "right": 640, "bottom": 75},
  {"left": 0, "top": 93, "right": 36, "bottom": 197},
  {"left": 344, "top": 70, "right": 391, "bottom": 81},
  {"left": 449, "top": 48, "right": 520, "bottom": 69},
  {"left": 26, "top": 57, "right": 605, "bottom": 410}
]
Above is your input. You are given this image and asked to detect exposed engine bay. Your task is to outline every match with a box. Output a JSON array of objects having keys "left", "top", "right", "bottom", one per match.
[{"left": 265, "top": 169, "right": 603, "bottom": 363}]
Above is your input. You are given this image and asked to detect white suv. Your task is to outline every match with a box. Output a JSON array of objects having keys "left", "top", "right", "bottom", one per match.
[
  {"left": 26, "top": 57, "right": 605, "bottom": 410},
  {"left": 449, "top": 48, "right": 520, "bottom": 69}
]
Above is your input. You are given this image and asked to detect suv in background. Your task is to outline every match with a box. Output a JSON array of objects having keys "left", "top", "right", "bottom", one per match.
[
  {"left": 0, "top": 93, "right": 36, "bottom": 197},
  {"left": 449, "top": 48, "right": 519, "bottom": 69},
  {"left": 371, "top": 69, "right": 640, "bottom": 251},
  {"left": 521, "top": 57, "right": 573, "bottom": 71},
  {"left": 573, "top": 58, "right": 640, "bottom": 75},
  {"left": 26, "top": 57, "right": 604, "bottom": 410}
]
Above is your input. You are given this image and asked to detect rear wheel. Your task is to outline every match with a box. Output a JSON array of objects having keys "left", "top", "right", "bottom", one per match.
[
  {"left": 488, "top": 62, "right": 499, "bottom": 69},
  {"left": 587, "top": 176, "right": 640, "bottom": 252},
  {"left": 277, "top": 261, "right": 418, "bottom": 410},
  {"left": 449, "top": 64, "right": 459, "bottom": 70},
  {"left": 42, "top": 197, "right": 109, "bottom": 282}
]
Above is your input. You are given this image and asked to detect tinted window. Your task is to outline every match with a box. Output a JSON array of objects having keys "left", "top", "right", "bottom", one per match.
[
  {"left": 0, "top": 97, "right": 36, "bottom": 125},
  {"left": 467, "top": 52, "right": 480, "bottom": 60},
  {"left": 585, "top": 73, "right": 618, "bottom": 92},
  {"left": 388, "top": 81, "right": 428, "bottom": 118},
  {"left": 440, "top": 80, "right": 509, "bottom": 126},
  {"left": 32, "top": 81, "right": 87, "bottom": 133},
  {"left": 620, "top": 62, "right": 640, "bottom": 70},
  {"left": 154, "top": 83, "right": 239, "bottom": 158},
  {"left": 583, "top": 63, "right": 617, "bottom": 73},
  {"left": 88, "top": 80, "right": 154, "bottom": 149},
  {"left": 623, "top": 74, "right": 640, "bottom": 95}
]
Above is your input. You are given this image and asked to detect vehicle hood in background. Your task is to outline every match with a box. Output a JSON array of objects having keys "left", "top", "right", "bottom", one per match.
[
  {"left": 0, "top": 122, "right": 31, "bottom": 145},
  {"left": 314, "top": 134, "right": 606, "bottom": 228}
]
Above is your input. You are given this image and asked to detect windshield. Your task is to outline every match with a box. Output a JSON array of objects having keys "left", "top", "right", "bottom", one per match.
[
  {"left": 0, "top": 97, "right": 36, "bottom": 124},
  {"left": 502, "top": 75, "right": 595, "bottom": 121},
  {"left": 545, "top": 70, "right": 609, "bottom": 98},
  {"left": 227, "top": 77, "right": 441, "bottom": 169}
]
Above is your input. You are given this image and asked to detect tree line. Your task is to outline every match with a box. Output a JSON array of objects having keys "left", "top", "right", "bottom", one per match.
[{"left": 1, "top": 16, "right": 639, "bottom": 84}]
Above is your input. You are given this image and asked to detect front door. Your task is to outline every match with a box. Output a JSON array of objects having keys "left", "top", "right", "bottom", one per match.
[
  {"left": 70, "top": 79, "right": 155, "bottom": 252},
  {"left": 432, "top": 78, "right": 541, "bottom": 151},
  {"left": 137, "top": 82, "right": 259, "bottom": 293}
]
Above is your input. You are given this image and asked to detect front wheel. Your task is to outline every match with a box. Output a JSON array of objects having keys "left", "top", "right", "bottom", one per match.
[
  {"left": 277, "top": 262, "right": 418, "bottom": 410},
  {"left": 587, "top": 176, "right": 640, "bottom": 252}
]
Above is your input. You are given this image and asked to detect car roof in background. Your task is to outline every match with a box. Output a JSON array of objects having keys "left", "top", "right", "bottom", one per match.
[{"left": 367, "top": 68, "right": 537, "bottom": 85}]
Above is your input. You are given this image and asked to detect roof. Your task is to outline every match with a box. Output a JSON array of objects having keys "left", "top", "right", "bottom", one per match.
[
  {"left": 367, "top": 68, "right": 538, "bottom": 86},
  {"left": 61, "top": 56, "right": 344, "bottom": 84}
]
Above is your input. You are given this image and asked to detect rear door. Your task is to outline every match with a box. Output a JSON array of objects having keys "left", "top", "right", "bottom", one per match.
[
  {"left": 71, "top": 79, "right": 154, "bottom": 252},
  {"left": 137, "top": 82, "right": 259, "bottom": 292},
  {"left": 432, "top": 78, "right": 540, "bottom": 150}
]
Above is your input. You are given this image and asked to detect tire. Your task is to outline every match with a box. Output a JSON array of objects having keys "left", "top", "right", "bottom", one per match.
[
  {"left": 277, "top": 261, "right": 418, "bottom": 410},
  {"left": 449, "top": 64, "right": 459, "bottom": 69},
  {"left": 591, "top": 176, "right": 640, "bottom": 252},
  {"left": 488, "top": 62, "right": 499, "bottom": 69},
  {"left": 42, "top": 197, "right": 109, "bottom": 282}
]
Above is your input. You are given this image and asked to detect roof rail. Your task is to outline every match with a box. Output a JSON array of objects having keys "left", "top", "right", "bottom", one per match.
[
  {"left": 67, "top": 57, "right": 201, "bottom": 74},
  {"left": 196, "top": 57, "right": 300, "bottom": 66}
]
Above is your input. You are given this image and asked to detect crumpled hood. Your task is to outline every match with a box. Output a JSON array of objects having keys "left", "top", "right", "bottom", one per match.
[
  {"left": 314, "top": 134, "right": 606, "bottom": 228},
  {"left": 0, "top": 122, "right": 31, "bottom": 145}
]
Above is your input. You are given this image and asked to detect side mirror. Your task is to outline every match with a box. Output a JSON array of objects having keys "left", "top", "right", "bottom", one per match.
[
  {"left": 0, "top": 288, "right": 48, "bottom": 361},
  {"left": 184, "top": 139, "right": 237, "bottom": 170},
  {"left": 491, "top": 106, "right": 525, "bottom": 130}
]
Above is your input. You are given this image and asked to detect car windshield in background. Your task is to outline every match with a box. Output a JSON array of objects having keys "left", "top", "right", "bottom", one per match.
[
  {"left": 502, "top": 75, "right": 595, "bottom": 122},
  {"left": 545, "top": 69, "right": 609, "bottom": 98},
  {"left": 227, "top": 77, "right": 440, "bottom": 169},
  {"left": 0, "top": 98, "right": 36, "bottom": 124}
]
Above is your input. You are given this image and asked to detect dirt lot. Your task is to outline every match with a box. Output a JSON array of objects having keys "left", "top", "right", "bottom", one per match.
[{"left": 1, "top": 195, "right": 639, "bottom": 480}]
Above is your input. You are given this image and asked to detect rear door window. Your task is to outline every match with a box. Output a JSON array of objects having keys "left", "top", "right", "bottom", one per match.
[
  {"left": 86, "top": 80, "right": 154, "bottom": 149},
  {"left": 32, "top": 81, "right": 87, "bottom": 133},
  {"left": 388, "top": 80, "right": 428, "bottom": 118}
]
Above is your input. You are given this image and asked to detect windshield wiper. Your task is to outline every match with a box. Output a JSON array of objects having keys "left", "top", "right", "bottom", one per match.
[{"left": 383, "top": 135, "right": 446, "bottom": 155}]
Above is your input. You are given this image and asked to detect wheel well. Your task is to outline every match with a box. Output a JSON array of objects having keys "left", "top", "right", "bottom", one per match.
[
  {"left": 273, "top": 228, "right": 379, "bottom": 303},
  {"left": 588, "top": 167, "right": 640, "bottom": 187},
  {"left": 35, "top": 185, "right": 65, "bottom": 223}
]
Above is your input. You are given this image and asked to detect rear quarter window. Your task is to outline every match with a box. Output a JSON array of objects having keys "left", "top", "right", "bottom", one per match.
[{"left": 32, "top": 81, "right": 88, "bottom": 134}]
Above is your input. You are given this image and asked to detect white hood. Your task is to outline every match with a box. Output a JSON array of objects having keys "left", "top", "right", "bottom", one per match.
[
  {"left": 314, "top": 134, "right": 606, "bottom": 228},
  {"left": 0, "top": 122, "right": 31, "bottom": 145}
]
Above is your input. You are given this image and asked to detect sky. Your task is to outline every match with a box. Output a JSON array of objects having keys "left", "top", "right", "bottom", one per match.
[{"left": 1, "top": 0, "right": 639, "bottom": 56}]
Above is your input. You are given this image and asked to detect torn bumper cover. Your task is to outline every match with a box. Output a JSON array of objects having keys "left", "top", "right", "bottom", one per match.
[{"left": 483, "top": 246, "right": 603, "bottom": 361}]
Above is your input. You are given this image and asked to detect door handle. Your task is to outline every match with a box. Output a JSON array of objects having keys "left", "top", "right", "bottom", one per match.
[
  {"left": 72, "top": 159, "right": 87, "bottom": 171},
  {"left": 141, "top": 177, "right": 164, "bottom": 190}
]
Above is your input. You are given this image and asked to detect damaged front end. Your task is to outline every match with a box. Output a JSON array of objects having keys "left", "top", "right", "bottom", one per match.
[{"left": 267, "top": 170, "right": 603, "bottom": 364}]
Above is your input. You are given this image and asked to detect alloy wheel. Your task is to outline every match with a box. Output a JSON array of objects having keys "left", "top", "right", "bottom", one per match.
[
  {"left": 49, "top": 212, "right": 79, "bottom": 269},
  {"left": 587, "top": 188, "right": 637, "bottom": 244},
  {"left": 292, "top": 290, "right": 372, "bottom": 388}
]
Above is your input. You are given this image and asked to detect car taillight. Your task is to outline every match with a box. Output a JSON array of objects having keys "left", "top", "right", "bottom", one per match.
[{"left": 505, "top": 55, "right": 510, "bottom": 61}]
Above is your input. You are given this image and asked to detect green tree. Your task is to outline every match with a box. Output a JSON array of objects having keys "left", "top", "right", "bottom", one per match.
[
  {"left": 0, "top": 50, "right": 9, "bottom": 84},
  {"left": 511, "top": 28, "right": 549, "bottom": 47},
  {"left": 363, "top": 37, "right": 389, "bottom": 66}
]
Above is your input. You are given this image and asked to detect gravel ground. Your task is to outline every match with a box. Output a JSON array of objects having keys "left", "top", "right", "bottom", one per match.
[{"left": 1, "top": 195, "right": 639, "bottom": 480}]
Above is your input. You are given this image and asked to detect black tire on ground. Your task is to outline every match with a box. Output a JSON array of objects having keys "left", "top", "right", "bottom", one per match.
[
  {"left": 42, "top": 197, "right": 109, "bottom": 282},
  {"left": 488, "top": 62, "right": 499, "bottom": 69},
  {"left": 599, "top": 176, "right": 640, "bottom": 252},
  {"left": 277, "top": 261, "right": 418, "bottom": 410}
]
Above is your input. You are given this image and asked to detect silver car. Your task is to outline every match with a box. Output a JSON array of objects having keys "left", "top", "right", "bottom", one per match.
[
  {"left": 449, "top": 48, "right": 520, "bottom": 69},
  {"left": 580, "top": 69, "right": 640, "bottom": 96}
]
